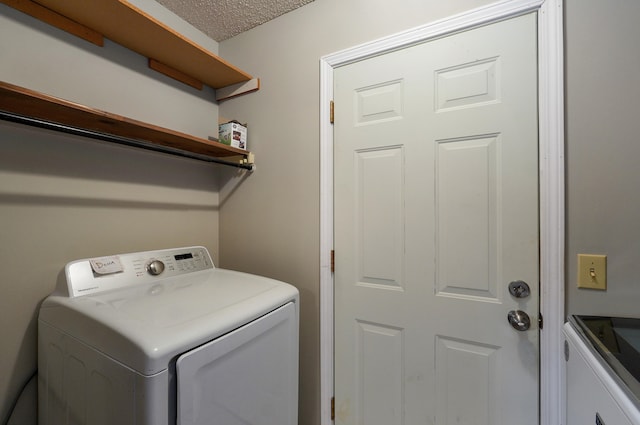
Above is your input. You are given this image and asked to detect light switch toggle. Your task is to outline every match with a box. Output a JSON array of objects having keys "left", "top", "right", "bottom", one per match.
[{"left": 577, "top": 254, "right": 607, "bottom": 290}]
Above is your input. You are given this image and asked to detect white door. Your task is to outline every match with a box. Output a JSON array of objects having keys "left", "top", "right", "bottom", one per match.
[{"left": 334, "top": 13, "right": 539, "bottom": 425}]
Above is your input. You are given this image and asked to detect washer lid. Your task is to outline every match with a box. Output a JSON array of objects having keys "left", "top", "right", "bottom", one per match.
[
  {"left": 39, "top": 247, "right": 298, "bottom": 375},
  {"left": 571, "top": 315, "right": 640, "bottom": 405}
]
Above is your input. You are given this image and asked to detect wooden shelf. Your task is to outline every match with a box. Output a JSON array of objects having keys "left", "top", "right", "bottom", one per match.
[
  {"left": 0, "top": 81, "right": 254, "bottom": 167},
  {"left": 9, "top": 0, "right": 253, "bottom": 90}
]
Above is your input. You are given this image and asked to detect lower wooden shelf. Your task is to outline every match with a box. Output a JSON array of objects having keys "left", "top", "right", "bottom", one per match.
[{"left": 0, "top": 81, "right": 254, "bottom": 169}]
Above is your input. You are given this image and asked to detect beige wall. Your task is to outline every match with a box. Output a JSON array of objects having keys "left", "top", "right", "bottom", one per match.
[
  {"left": 217, "top": 1, "right": 493, "bottom": 423},
  {"left": 565, "top": 0, "right": 640, "bottom": 317},
  {"left": 0, "top": 2, "right": 222, "bottom": 423},
  {"left": 219, "top": 0, "right": 640, "bottom": 423}
]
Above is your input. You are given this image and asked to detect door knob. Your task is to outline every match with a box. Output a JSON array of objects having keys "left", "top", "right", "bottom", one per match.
[
  {"left": 508, "top": 280, "right": 531, "bottom": 298},
  {"left": 507, "top": 310, "right": 531, "bottom": 331}
]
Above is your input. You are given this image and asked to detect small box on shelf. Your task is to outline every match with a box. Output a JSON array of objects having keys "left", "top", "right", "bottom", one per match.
[{"left": 219, "top": 121, "right": 247, "bottom": 150}]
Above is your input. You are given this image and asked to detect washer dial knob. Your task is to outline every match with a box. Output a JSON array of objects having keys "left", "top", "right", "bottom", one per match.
[{"left": 146, "top": 259, "right": 165, "bottom": 276}]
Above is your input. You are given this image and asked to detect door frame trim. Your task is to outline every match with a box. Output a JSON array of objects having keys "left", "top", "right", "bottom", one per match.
[{"left": 319, "top": 0, "right": 565, "bottom": 424}]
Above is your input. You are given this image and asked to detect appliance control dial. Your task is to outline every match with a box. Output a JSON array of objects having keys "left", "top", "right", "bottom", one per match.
[{"left": 146, "top": 259, "right": 165, "bottom": 276}]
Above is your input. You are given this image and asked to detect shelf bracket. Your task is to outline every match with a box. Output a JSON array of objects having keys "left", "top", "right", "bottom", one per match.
[
  {"left": 1, "top": 0, "right": 104, "bottom": 46},
  {"left": 215, "top": 78, "right": 261, "bottom": 102},
  {"left": 148, "top": 59, "right": 204, "bottom": 90}
]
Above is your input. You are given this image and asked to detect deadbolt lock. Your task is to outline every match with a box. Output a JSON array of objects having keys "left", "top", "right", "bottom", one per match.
[{"left": 508, "top": 280, "right": 531, "bottom": 298}]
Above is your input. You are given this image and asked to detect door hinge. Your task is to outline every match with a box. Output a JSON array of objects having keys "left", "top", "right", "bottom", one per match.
[
  {"left": 330, "top": 100, "right": 335, "bottom": 124},
  {"left": 331, "top": 396, "right": 335, "bottom": 421},
  {"left": 331, "top": 250, "right": 335, "bottom": 273},
  {"left": 538, "top": 313, "right": 543, "bottom": 330}
]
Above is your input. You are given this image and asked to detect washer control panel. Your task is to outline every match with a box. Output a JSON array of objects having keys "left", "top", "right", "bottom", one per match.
[{"left": 65, "top": 246, "right": 214, "bottom": 297}]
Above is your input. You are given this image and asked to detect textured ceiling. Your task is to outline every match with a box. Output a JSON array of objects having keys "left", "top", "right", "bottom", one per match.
[{"left": 155, "top": 0, "right": 315, "bottom": 41}]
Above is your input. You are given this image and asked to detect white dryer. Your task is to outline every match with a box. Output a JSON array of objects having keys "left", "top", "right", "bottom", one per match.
[{"left": 38, "top": 246, "right": 299, "bottom": 425}]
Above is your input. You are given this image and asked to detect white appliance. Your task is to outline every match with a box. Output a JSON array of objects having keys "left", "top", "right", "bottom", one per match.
[
  {"left": 564, "top": 316, "right": 640, "bottom": 425},
  {"left": 38, "top": 246, "right": 299, "bottom": 425}
]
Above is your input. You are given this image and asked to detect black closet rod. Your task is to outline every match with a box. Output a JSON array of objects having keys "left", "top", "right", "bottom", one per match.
[{"left": 0, "top": 111, "right": 255, "bottom": 171}]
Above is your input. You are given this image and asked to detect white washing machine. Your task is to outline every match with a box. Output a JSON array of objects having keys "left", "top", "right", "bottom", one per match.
[
  {"left": 564, "top": 315, "right": 640, "bottom": 425},
  {"left": 38, "top": 246, "right": 299, "bottom": 425}
]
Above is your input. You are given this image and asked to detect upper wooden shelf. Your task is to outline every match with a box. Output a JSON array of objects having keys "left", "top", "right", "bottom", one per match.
[
  {"left": 18, "top": 0, "right": 253, "bottom": 89},
  {"left": 0, "top": 81, "right": 253, "bottom": 166}
]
